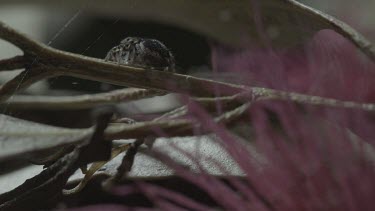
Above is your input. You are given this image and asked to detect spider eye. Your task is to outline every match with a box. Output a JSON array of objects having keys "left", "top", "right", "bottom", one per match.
[{"left": 121, "top": 37, "right": 131, "bottom": 44}]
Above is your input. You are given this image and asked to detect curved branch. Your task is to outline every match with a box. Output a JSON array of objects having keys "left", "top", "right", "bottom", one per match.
[
  {"left": 0, "top": 21, "right": 246, "bottom": 99},
  {"left": 289, "top": 0, "right": 375, "bottom": 62},
  {"left": 0, "top": 21, "right": 374, "bottom": 113},
  {"left": 0, "top": 68, "right": 57, "bottom": 102},
  {"left": 0, "top": 22, "right": 48, "bottom": 55}
]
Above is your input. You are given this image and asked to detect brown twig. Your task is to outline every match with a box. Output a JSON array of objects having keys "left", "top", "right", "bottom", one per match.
[
  {"left": 289, "top": 0, "right": 375, "bottom": 62},
  {"left": 4, "top": 86, "right": 375, "bottom": 112},
  {"left": 0, "top": 21, "right": 246, "bottom": 104},
  {"left": 2, "top": 91, "right": 245, "bottom": 111},
  {"left": 1, "top": 21, "right": 373, "bottom": 113},
  {"left": 0, "top": 56, "right": 31, "bottom": 71},
  {"left": 3, "top": 88, "right": 160, "bottom": 110},
  {"left": 153, "top": 106, "right": 188, "bottom": 121},
  {"left": 252, "top": 87, "right": 375, "bottom": 111},
  {"left": 0, "top": 67, "right": 58, "bottom": 102},
  {"left": 105, "top": 101, "right": 253, "bottom": 140}
]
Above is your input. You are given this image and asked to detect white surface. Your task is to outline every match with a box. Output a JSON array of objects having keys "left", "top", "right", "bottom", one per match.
[
  {"left": 0, "top": 136, "right": 247, "bottom": 194},
  {"left": 0, "top": 165, "right": 43, "bottom": 194},
  {"left": 0, "top": 5, "right": 49, "bottom": 94},
  {"left": 69, "top": 136, "right": 245, "bottom": 181}
]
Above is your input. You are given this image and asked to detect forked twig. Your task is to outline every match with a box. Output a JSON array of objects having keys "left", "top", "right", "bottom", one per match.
[
  {"left": 1, "top": 21, "right": 374, "bottom": 113},
  {"left": 5, "top": 86, "right": 375, "bottom": 112},
  {"left": 2, "top": 88, "right": 160, "bottom": 110},
  {"left": 0, "top": 67, "right": 58, "bottom": 102},
  {"left": 0, "top": 56, "right": 31, "bottom": 71},
  {"left": 252, "top": 87, "right": 375, "bottom": 111},
  {"left": 0, "top": 21, "right": 246, "bottom": 104}
]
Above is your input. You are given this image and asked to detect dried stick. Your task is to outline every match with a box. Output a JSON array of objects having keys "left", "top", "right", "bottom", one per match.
[
  {"left": 1, "top": 21, "right": 374, "bottom": 113},
  {"left": 252, "top": 87, "right": 375, "bottom": 111},
  {"left": 0, "top": 68, "right": 58, "bottom": 102},
  {"left": 0, "top": 56, "right": 31, "bottom": 71},
  {"left": 3, "top": 88, "right": 160, "bottom": 110},
  {"left": 4, "top": 86, "right": 375, "bottom": 112},
  {"left": 0, "top": 21, "right": 246, "bottom": 103}
]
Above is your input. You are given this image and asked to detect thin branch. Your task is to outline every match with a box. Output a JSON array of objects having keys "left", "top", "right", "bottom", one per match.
[
  {"left": 0, "top": 68, "right": 58, "bottom": 102},
  {"left": 105, "top": 119, "right": 193, "bottom": 140},
  {"left": 0, "top": 56, "right": 30, "bottom": 71},
  {"left": 4, "top": 86, "right": 375, "bottom": 113},
  {"left": 0, "top": 21, "right": 246, "bottom": 99},
  {"left": 290, "top": 0, "right": 375, "bottom": 62},
  {"left": 214, "top": 102, "right": 252, "bottom": 123},
  {"left": 153, "top": 94, "right": 249, "bottom": 122},
  {"left": 252, "top": 87, "right": 375, "bottom": 111},
  {"left": 3, "top": 92, "right": 243, "bottom": 111},
  {"left": 0, "top": 21, "right": 374, "bottom": 113},
  {"left": 50, "top": 65, "right": 246, "bottom": 98},
  {"left": 105, "top": 101, "right": 253, "bottom": 140},
  {"left": 106, "top": 104, "right": 254, "bottom": 192},
  {"left": 153, "top": 106, "right": 188, "bottom": 121},
  {"left": 0, "top": 22, "right": 47, "bottom": 55},
  {"left": 3, "top": 88, "right": 160, "bottom": 110}
]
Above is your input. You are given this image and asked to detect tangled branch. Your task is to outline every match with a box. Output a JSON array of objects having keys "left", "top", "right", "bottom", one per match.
[
  {"left": 0, "top": 19, "right": 374, "bottom": 144},
  {"left": 1, "top": 20, "right": 375, "bottom": 112},
  {"left": 0, "top": 21, "right": 246, "bottom": 104},
  {"left": 1, "top": 11, "right": 375, "bottom": 204}
]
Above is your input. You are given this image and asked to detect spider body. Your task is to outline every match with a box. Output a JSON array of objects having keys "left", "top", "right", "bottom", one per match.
[{"left": 105, "top": 37, "right": 175, "bottom": 72}]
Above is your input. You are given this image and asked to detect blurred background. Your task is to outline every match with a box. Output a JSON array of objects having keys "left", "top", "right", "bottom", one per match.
[
  {"left": 300, "top": 0, "right": 375, "bottom": 42},
  {"left": 1, "top": 0, "right": 374, "bottom": 93},
  {"left": 1, "top": 1, "right": 375, "bottom": 207},
  {"left": 0, "top": 3, "right": 210, "bottom": 93},
  {"left": 0, "top": 1, "right": 214, "bottom": 127},
  {"left": 0, "top": 0, "right": 374, "bottom": 127}
]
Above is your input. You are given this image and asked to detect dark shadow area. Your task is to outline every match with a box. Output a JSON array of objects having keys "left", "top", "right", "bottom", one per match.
[{"left": 61, "top": 176, "right": 243, "bottom": 209}]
